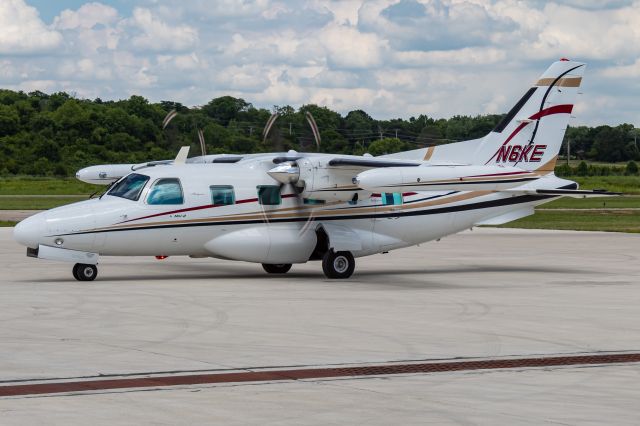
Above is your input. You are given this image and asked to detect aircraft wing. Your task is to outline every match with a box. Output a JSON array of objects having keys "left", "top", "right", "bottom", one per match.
[{"left": 326, "top": 157, "right": 421, "bottom": 168}]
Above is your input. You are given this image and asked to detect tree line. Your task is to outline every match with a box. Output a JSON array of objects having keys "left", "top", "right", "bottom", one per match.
[{"left": 0, "top": 89, "right": 638, "bottom": 176}]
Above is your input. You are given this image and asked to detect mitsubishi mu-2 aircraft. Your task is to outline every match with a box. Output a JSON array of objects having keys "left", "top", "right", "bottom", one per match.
[{"left": 13, "top": 59, "right": 619, "bottom": 280}]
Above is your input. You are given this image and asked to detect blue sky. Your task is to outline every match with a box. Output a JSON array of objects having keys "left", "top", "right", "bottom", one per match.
[
  {"left": 28, "top": 0, "right": 133, "bottom": 22},
  {"left": 1, "top": 0, "right": 639, "bottom": 126}
]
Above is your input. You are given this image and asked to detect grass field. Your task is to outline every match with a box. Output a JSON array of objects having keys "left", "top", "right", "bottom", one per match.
[
  {"left": 0, "top": 221, "right": 17, "bottom": 227},
  {"left": 540, "top": 196, "right": 640, "bottom": 209},
  {"left": 571, "top": 176, "right": 640, "bottom": 194},
  {"left": 496, "top": 210, "right": 640, "bottom": 233},
  {"left": 0, "top": 196, "right": 88, "bottom": 210},
  {"left": 0, "top": 178, "right": 96, "bottom": 195}
]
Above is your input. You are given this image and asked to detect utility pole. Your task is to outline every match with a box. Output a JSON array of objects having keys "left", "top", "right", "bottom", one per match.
[
  {"left": 395, "top": 129, "right": 398, "bottom": 139},
  {"left": 289, "top": 122, "right": 292, "bottom": 135},
  {"left": 249, "top": 126, "right": 253, "bottom": 137},
  {"left": 567, "top": 139, "right": 570, "bottom": 165},
  {"left": 378, "top": 126, "right": 383, "bottom": 141}
]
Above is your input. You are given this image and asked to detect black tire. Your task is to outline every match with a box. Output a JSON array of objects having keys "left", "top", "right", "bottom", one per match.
[
  {"left": 322, "top": 250, "right": 355, "bottom": 279},
  {"left": 262, "top": 263, "right": 292, "bottom": 274},
  {"left": 73, "top": 263, "right": 98, "bottom": 281},
  {"left": 72, "top": 265, "right": 80, "bottom": 281}
]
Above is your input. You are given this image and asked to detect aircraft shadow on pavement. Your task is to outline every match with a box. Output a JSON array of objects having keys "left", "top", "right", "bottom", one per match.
[{"left": 20, "top": 263, "right": 593, "bottom": 286}]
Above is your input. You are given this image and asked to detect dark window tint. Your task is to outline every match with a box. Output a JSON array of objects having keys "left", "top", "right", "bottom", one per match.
[
  {"left": 257, "top": 185, "right": 281, "bottom": 205},
  {"left": 147, "top": 178, "right": 184, "bottom": 205},
  {"left": 210, "top": 185, "right": 235, "bottom": 205},
  {"left": 382, "top": 192, "right": 402, "bottom": 205},
  {"left": 107, "top": 173, "right": 149, "bottom": 201},
  {"left": 303, "top": 198, "right": 325, "bottom": 205}
]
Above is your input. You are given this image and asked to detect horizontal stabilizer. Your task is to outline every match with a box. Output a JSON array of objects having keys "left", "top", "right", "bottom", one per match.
[{"left": 507, "top": 189, "right": 623, "bottom": 198}]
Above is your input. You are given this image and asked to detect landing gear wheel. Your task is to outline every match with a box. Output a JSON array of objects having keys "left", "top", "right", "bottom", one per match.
[
  {"left": 322, "top": 250, "right": 355, "bottom": 279},
  {"left": 262, "top": 263, "right": 292, "bottom": 274},
  {"left": 73, "top": 263, "right": 98, "bottom": 281}
]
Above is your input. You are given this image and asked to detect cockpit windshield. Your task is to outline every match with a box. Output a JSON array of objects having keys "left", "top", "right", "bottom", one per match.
[{"left": 107, "top": 173, "right": 149, "bottom": 201}]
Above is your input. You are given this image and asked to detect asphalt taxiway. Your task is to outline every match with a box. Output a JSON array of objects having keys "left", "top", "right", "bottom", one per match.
[{"left": 0, "top": 227, "right": 638, "bottom": 424}]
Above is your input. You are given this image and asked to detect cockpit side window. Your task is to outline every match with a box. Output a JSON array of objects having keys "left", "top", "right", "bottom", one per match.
[
  {"left": 147, "top": 178, "right": 184, "bottom": 205},
  {"left": 107, "top": 173, "right": 149, "bottom": 201}
]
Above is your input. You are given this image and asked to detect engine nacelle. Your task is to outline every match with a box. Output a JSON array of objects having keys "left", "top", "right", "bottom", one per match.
[
  {"left": 356, "top": 165, "right": 539, "bottom": 192},
  {"left": 297, "top": 158, "right": 372, "bottom": 202}
]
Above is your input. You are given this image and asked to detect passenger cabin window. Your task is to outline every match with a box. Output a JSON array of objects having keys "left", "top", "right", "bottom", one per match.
[
  {"left": 381, "top": 192, "right": 402, "bottom": 206},
  {"left": 210, "top": 185, "right": 235, "bottom": 205},
  {"left": 108, "top": 173, "right": 149, "bottom": 201},
  {"left": 303, "top": 198, "right": 325, "bottom": 205},
  {"left": 257, "top": 185, "right": 281, "bottom": 205},
  {"left": 147, "top": 178, "right": 184, "bottom": 205}
]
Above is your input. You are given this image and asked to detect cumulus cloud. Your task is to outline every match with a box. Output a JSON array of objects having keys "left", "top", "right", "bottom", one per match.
[
  {"left": 1, "top": 0, "right": 640, "bottom": 126},
  {"left": 0, "top": 0, "right": 62, "bottom": 54},
  {"left": 53, "top": 2, "right": 118, "bottom": 30},
  {"left": 320, "top": 23, "right": 388, "bottom": 69},
  {"left": 128, "top": 8, "right": 199, "bottom": 52}
]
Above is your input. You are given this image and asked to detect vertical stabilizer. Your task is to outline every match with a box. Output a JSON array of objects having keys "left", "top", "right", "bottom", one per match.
[
  {"left": 479, "top": 60, "right": 585, "bottom": 172},
  {"left": 381, "top": 60, "right": 586, "bottom": 174}
]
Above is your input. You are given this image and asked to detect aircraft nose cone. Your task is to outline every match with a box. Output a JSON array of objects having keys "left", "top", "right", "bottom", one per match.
[{"left": 13, "top": 213, "right": 46, "bottom": 248}]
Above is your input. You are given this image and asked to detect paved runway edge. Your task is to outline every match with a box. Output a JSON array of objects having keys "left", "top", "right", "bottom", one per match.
[{"left": 2, "top": 351, "right": 640, "bottom": 398}]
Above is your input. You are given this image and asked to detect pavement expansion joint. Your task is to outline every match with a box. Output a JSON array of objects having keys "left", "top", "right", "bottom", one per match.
[{"left": 1, "top": 351, "right": 640, "bottom": 398}]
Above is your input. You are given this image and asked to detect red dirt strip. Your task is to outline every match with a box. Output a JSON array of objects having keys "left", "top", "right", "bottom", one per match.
[{"left": 2, "top": 352, "right": 639, "bottom": 397}]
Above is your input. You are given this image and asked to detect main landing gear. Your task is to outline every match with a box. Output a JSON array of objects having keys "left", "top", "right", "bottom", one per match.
[
  {"left": 322, "top": 250, "right": 355, "bottom": 279},
  {"left": 262, "top": 263, "right": 292, "bottom": 274},
  {"left": 261, "top": 250, "right": 356, "bottom": 279},
  {"left": 73, "top": 263, "right": 98, "bottom": 281}
]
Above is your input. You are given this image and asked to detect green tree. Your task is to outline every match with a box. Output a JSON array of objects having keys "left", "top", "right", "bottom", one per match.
[
  {"left": 202, "top": 96, "right": 251, "bottom": 125},
  {"left": 366, "top": 138, "right": 411, "bottom": 156},
  {"left": 0, "top": 104, "right": 19, "bottom": 136}
]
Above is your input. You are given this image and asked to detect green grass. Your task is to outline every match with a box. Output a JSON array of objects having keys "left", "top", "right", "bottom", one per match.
[
  {"left": 0, "top": 221, "right": 17, "bottom": 227},
  {"left": 564, "top": 160, "right": 629, "bottom": 168},
  {"left": 0, "top": 196, "right": 88, "bottom": 210},
  {"left": 0, "top": 178, "right": 96, "bottom": 195},
  {"left": 497, "top": 210, "right": 640, "bottom": 233},
  {"left": 540, "top": 196, "right": 640, "bottom": 209},
  {"left": 570, "top": 176, "right": 640, "bottom": 194}
]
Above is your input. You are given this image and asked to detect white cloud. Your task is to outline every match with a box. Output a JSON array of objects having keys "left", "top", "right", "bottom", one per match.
[
  {"left": 2, "top": 0, "right": 640, "bottom": 127},
  {"left": 129, "top": 8, "right": 198, "bottom": 52},
  {"left": 0, "top": 0, "right": 62, "bottom": 54},
  {"left": 600, "top": 58, "right": 640, "bottom": 78},
  {"left": 320, "top": 23, "right": 388, "bottom": 69},
  {"left": 53, "top": 2, "right": 118, "bottom": 30}
]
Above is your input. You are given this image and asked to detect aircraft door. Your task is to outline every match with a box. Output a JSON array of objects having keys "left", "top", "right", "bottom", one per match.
[{"left": 372, "top": 192, "right": 407, "bottom": 251}]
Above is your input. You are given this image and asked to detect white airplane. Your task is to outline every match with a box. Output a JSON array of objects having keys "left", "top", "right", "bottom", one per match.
[{"left": 13, "top": 59, "right": 618, "bottom": 281}]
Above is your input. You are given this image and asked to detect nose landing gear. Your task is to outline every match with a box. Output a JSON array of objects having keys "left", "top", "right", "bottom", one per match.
[{"left": 73, "top": 263, "right": 98, "bottom": 281}]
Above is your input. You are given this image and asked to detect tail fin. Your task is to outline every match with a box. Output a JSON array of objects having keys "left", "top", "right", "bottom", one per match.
[
  {"left": 479, "top": 59, "right": 585, "bottom": 172},
  {"left": 382, "top": 60, "right": 585, "bottom": 173}
]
